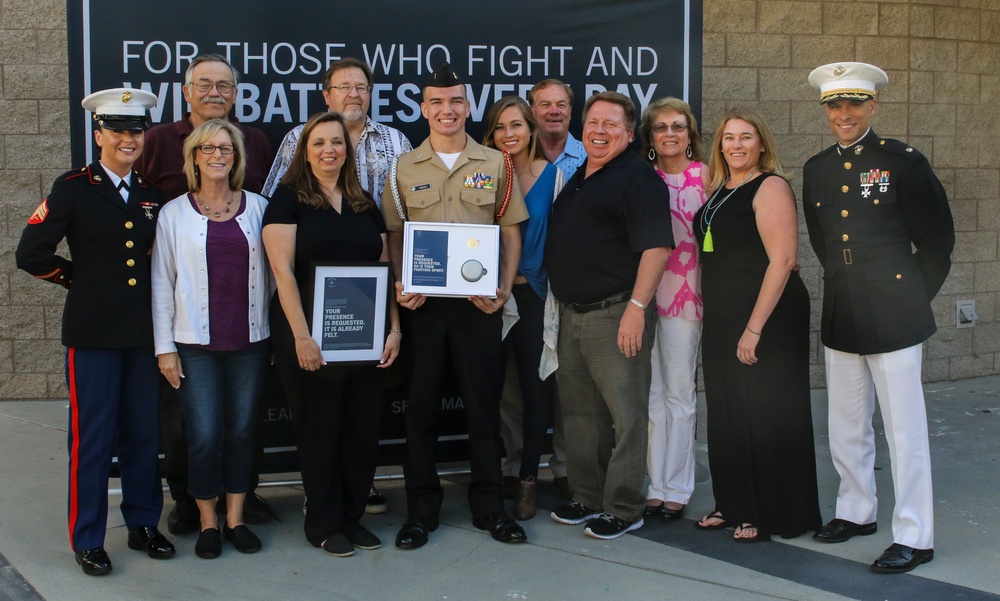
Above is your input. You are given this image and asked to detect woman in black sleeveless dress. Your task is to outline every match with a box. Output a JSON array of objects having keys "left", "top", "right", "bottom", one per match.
[{"left": 693, "top": 108, "right": 821, "bottom": 542}]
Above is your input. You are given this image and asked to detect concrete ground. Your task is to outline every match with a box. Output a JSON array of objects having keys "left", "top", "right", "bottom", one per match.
[{"left": 0, "top": 375, "right": 997, "bottom": 601}]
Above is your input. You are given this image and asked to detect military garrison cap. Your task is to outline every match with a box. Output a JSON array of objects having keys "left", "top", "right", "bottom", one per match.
[{"left": 427, "top": 62, "right": 463, "bottom": 88}]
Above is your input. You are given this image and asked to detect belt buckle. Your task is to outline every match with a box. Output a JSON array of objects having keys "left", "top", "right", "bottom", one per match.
[{"left": 843, "top": 249, "right": 852, "bottom": 265}]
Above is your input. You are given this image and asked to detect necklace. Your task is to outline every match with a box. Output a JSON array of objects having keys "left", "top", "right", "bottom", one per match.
[
  {"left": 196, "top": 191, "right": 236, "bottom": 218},
  {"left": 699, "top": 168, "right": 758, "bottom": 252}
]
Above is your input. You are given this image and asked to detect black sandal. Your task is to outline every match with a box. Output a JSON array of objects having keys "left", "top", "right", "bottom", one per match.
[
  {"left": 733, "top": 523, "right": 771, "bottom": 543},
  {"left": 695, "top": 510, "right": 730, "bottom": 530}
]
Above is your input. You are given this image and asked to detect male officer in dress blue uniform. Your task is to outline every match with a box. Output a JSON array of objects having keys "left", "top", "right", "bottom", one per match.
[
  {"left": 803, "top": 63, "right": 955, "bottom": 574},
  {"left": 16, "top": 88, "right": 176, "bottom": 576}
]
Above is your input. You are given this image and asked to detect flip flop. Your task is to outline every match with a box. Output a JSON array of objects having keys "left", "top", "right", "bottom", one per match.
[
  {"left": 695, "top": 510, "right": 730, "bottom": 531},
  {"left": 733, "top": 523, "right": 771, "bottom": 543}
]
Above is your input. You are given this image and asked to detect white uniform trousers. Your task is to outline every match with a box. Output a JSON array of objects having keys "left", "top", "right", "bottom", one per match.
[
  {"left": 825, "top": 343, "right": 934, "bottom": 549},
  {"left": 646, "top": 317, "right": 701, "bottom": 504}
]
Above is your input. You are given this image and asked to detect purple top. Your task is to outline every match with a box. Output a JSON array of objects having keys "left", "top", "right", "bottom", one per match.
[{"left": 188, "top": 193, "right": 253, "bottom": 351}]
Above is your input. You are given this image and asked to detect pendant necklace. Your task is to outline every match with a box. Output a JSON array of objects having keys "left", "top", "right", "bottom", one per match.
[
  {"left": 700, "top": 168, "right": 758, "bottom": 252},
  {"left": 197, "top": 191, "right": 235, "bottom": 218}
]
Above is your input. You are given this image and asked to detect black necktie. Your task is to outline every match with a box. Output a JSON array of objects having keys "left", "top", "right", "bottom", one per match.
[{"left": 117, "top": 180, "right": 130, "bottom": 191}]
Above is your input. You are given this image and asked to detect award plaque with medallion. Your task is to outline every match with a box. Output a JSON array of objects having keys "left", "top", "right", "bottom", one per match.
[{"left": 402, "top": 221, "right": 500, "bottom": 298}]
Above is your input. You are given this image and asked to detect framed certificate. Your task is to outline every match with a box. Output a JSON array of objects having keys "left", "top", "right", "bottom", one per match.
[
  {"left": 309, "top": 262, "right": 390, "bottom": 364},
  {"left": 402, "top": 221, "right": 500, "bottom": 298}
]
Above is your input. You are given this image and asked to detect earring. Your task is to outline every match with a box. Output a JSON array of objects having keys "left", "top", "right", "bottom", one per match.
[
  {"left": 686, "top": 145, "right": 693, "bottom": 159},
  {"left": 648, "top": 147, "right": 656, "bottom": 161}
]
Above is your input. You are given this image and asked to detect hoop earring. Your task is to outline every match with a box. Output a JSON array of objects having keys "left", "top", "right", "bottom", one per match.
[
  {"left": 686, "top": 145, "right": 693, "bottom": 159},
  {"left": 648, "top": 147, "right": 656, "bottom": 161}
]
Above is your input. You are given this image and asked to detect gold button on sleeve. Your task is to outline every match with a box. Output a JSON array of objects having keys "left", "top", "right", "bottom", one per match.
[
  {"left": 896, "top": 274, "right": 902, "bottom": 280},
  {"left": 816, "top": 202, "right": 821, "bottom": 207}
]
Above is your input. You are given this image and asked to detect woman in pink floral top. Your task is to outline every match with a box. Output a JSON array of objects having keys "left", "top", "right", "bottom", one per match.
[{"left": 638, "top": 98, "right": 706, "bottom": 520}]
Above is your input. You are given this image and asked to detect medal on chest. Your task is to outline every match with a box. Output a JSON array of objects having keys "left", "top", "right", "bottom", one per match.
[{"left": 859, "top": 169, "right": 890, "bottom": 198}]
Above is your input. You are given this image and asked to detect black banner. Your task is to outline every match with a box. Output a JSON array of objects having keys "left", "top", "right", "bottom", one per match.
[
  {"left": 70, "top": 0, "right": 702, "bottom": 472},
  {"left": 68, "top": 0, "right": 702, "bottom": 164}
]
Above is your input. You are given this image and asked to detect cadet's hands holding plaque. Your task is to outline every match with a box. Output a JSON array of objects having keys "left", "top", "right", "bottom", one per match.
[
  {"left": 395, "top": 281, "right": 426, "bottom": 310},
  {"left": 469, "top": 287, "right": 509, "bottom": 314}
]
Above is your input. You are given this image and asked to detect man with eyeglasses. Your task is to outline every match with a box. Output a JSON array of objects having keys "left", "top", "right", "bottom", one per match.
[
  {"left": 137, "top": 54, "right": 276, "bottom": 536},
  {"left": 262, "top": 57, "right": 412, "bottom": 209},
  {"left": 138, "top": 54, "right": 274, "bottom": 199}
]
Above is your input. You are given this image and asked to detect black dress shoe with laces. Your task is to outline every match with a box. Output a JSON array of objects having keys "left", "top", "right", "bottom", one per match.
[
  {"left": 871, "top": 543, "right": 934, "bottom": 574},
  {"left": 473, "top": 512, "right": 527, "bottom": 543},
  {"left": 75, "top": 547, "right": 112, "bottom": 576},
  {"left": 395, "top": 516, "right": 439, "bottom": 550},
  {"left": 127, "top": 526, "right": 176, "bottom": 559},
  {"left": 812, "top": 518, "right": 877, "bottom": 543}
]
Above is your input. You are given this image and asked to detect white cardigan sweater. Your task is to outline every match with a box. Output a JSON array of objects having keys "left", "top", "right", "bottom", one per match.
[{"left": 151, "top": 191, "right": 271, "bottom": 356}]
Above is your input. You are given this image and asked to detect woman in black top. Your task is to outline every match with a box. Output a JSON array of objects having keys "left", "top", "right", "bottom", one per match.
[{"left": 262, "top": 112, "right": 401, "bottom": 557}]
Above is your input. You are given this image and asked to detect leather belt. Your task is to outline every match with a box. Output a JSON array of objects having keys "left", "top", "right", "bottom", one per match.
[
  {"left": 841, "top": 245, "right": 911, "bottom": 265},
  {"left": 565, "top": 291, "right": 631, "bottom": 314}
]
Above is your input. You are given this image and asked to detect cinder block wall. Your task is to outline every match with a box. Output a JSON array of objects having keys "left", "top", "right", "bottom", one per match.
[
  {"left": 0, "top": 0, "right": 997, "bottom": 398},
  {"left": 702, "top": 0, "right": 1000, "bottom": 386}
]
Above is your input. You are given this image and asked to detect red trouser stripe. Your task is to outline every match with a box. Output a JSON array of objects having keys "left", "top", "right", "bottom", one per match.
[{"left": 67, "top": 347, "right": 80, "bottom": 551}]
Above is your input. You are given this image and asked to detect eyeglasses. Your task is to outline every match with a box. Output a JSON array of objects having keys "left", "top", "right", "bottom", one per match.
[
  {"left": 653, "top": 123, "right": 689, "bottom": 134},
  {"left": 188, "top": 80, "right": 236, "bottom": 94},
  {"left": 197, "top": 144, "right": 235, "bottom": 155},
  {"left": 327, "top": 84, "right": 372, "bottom": 95}
]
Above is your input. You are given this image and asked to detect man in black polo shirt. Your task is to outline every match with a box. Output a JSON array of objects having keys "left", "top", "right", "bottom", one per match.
[{"left": 544, "top": 91, "right": 673, "bottom": 540}]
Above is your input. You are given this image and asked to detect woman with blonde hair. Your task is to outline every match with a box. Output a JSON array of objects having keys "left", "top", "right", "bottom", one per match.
[
  {"left": 693, "top": 108, "right": 821, "bottom": 542},
  {"left": 152, "top": 118, "right": 271, "bottom": 558}
]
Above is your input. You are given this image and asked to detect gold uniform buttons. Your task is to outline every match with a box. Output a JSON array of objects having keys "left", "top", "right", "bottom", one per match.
[
  {"left": 125, "top": 240, "right": 134, "bottom": 248},
  {"left": 844, "top": 162, "right": 852, "bottom": 170},
  {"left": 815, "top": 202, "right": 821, "bottom": 207},
  {"left": 896, "top": 274, "right": 903, "bottom": 280},
  {"left": 128, "top": 278, "right": 137, "bottom": 286},
  {"left": 125, "top": 221, "right": 134, "bottom": 229},
  {"left": 841, "top": 210, "right": 849, "bottom": 217},
  {"left": 873, "top": 199, "right": 880, "bottom": 205},
  {"left": 841, "top": 185, "right": 849, "bottom": 193},
  {"left": 126, "top": 259, "right": 135, "bottom": 267},
  {"left": 842, "top": 234, "right": 850, "bottom": 242}
]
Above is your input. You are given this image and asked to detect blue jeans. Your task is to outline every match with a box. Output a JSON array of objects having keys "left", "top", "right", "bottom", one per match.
[{"left": 175, "top": 343, "right": 270, "bottom": 499}]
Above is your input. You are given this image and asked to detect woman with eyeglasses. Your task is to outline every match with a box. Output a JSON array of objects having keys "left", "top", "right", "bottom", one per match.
[
  {"left": 152, "top": 118, "right": 272, "bottom": 559},
  {"left": 637, "top": 98, "right": 706, "bottom": 522}
]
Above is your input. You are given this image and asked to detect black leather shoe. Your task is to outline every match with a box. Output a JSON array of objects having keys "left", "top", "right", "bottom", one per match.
[
  {"left": 75, "top": 547, "right": 112, "bottom": 576},
  {"left": 473, "top": 512, "right": 527, "bottom": 544},
  {"left": 167, "top": 497, "right": 199, "bottom": 535},
  {"left": 127, "top": 526, "right": 176, "bottom": 559},
  {"left": 394, "top": 516, "right": 439, "bottom": 550},
  {"left": 871, "top": 543, "right": 934, "bottom": 574},
  {"left": 661, "top": 504, "right": 686, "bottom": 521},
  {"left": 813, "top": 518, "right": 877, "bottom": 543}
]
